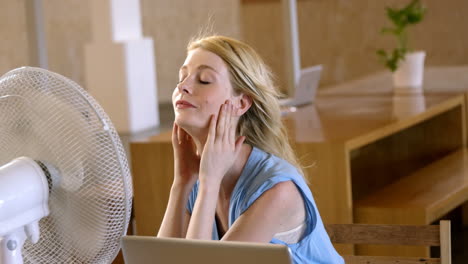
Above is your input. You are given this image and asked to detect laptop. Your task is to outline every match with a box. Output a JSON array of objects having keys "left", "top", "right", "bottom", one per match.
[
  {"left": 279, "top": 64, "right": 323, "bottom": 107},
  {"left": 121, "top": 236, "right": 293, "bottom": 264}
]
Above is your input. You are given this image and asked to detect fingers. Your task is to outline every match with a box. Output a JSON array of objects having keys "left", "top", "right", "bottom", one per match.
[
  {"left": 224, "top": 102, "right": 232, "bottom": 143},
  {"left": 207, "top": 114, "right": 217, "bottom": 143},
  {"left": 212, "top": 100, "right": 242, "bottom": 147},
  {"left": 208, "top": 100, "right": 243, "bottom": 149},
  {"left": 216, "top": 101, "right": 227, "bottom": 141},
  {"left": 228, "top": 104, "right": 238, "bottom": 145},
  {"left": 172, "top": 122, "right": 179, "bottom": 144},
  {"left": 173, "top": 122, "right": 193, "bottom": 147},
  {"left": 178, "top": 124, "right": 183, "bottom": 144}
]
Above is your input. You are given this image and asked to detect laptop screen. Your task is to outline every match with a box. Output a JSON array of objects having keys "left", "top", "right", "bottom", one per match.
[
  {"left": 293, "top": 65, "right": 322, "bottom": 104},
  {"left": 121, "top": 236, "right": 293, "bottom": 264},
  {"left": 279, "top": 64, "right": 322, "bottom": 108}
]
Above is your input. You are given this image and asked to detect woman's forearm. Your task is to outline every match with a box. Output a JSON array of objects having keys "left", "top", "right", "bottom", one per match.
[
  {"left": 157, "top": 181, "right": 193, "bottom": 238},
  {"left": 185, "top": 182, "right": 220, "bottom": 240}
]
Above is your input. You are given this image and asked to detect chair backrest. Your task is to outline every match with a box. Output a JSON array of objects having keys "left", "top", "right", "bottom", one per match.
[{"left": 325, "top": 220, "right": 451, "bottom": 264}]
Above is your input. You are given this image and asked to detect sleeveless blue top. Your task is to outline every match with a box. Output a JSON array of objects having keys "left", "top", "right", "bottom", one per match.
[{"left": 187, "top": 146, "right": 344, "bottom": 264}]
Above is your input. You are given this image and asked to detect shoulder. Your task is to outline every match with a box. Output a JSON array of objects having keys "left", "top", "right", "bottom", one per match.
[
  {"left": 232, "top": 147, "right": 313, "bottom": 219},
  {"left": 247, "top": 147, "right": 300, "bottom": 178},
  {"left": 235, "top": 169, "right": 306, "bottom": 219},
  {"left": 248, "top": 181, "right": 303, "bottom": 213},
  {"left": 247, "top": 148, "right": 304, "bottom": 192},
  {"left": 223, "top": 180, "right": 306, "bottom": 242},
  {"left": 258, "top": 180, "right": 303, "bottom": 210},
  {"left": 237, "top": 146, "right": 305, "bottom": 201}
]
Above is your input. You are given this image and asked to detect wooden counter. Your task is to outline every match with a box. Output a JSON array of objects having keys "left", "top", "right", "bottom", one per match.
[
  {"left": 283, "top": 94, "right": 465, "bottom": 229},
  {"left": 130, "top": 67, "right": 468, "bottom": 256},
  {"left": 319, "top": 66, "right": 468, "bottom": 96}
]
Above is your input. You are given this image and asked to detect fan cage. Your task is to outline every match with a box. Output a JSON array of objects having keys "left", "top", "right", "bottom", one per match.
[{"left": 0, "top": 67, "right": 133, "bottom": 264}]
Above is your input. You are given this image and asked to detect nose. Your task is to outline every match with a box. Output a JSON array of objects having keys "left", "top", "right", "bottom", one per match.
[{"left": 177, "top": 78, "right": 192, "bottom": 94}]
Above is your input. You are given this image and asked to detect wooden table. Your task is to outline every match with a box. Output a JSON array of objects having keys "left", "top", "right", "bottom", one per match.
[{"left": 130, "top": 66, "right": 468, "bottom": 255}]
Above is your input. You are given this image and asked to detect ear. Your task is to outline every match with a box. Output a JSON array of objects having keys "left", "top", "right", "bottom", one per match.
[{"left": 233, "top": 94, "right": 252, "bottom": 116}]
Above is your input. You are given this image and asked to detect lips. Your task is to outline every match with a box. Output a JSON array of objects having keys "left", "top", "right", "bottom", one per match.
[{"left": 175, "top": 100, "right": 196, "bottom": 108}]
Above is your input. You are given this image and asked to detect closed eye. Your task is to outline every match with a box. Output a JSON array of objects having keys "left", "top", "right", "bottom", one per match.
[{"left": 199, "top": 80, "right": 211, "bottom": 85}]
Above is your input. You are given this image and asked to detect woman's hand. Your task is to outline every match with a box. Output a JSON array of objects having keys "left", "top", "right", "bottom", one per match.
[
  {"left": 172, "top": 122, "right": 200, "bottom": 187},
  {"left": 186, "top": 100, "right": 245, "bottom": 240},
  {"left": 199, "top": 100, "right": 245, "bottom": 186}
]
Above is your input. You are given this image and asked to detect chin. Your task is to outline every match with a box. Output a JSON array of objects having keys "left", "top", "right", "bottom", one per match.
[
  {"left": 175, "top": 115, "right": 210, "bottom": 133},
  {"left": 175, "top": 115, "right": 201, "bottom": 129}
]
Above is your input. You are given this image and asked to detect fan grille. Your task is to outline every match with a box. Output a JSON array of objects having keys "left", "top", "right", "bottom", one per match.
[{"left": 0, "top": 67, "right": 133, "bottom": 264}]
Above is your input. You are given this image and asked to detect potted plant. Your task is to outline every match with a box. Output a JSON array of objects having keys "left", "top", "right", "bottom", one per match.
[{"left": 377, "top": 0, "right": 427, "bottom": 94}]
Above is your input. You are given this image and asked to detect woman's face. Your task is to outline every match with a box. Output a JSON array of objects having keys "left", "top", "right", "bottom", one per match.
[{"left": 173, "top": 48, "right": 234, "bottom": 131}]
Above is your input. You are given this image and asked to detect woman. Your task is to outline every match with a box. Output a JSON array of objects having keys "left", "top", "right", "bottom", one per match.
[{"left": 157, "top": 35, "right": 343, "bottom": 264}]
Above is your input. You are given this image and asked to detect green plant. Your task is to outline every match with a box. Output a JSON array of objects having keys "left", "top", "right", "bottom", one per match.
[{"left": 377, "top": 0, "right": 427, "bottom": 72}]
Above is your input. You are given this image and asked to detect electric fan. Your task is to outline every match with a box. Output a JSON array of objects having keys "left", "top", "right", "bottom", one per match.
[{"left": 0, "top": 67, "right": 133, "bottom": 263}]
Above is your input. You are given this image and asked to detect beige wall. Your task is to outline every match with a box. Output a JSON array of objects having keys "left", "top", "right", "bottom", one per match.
[
  {"left": 0, "top": 0, "right": 32, "bottom": 75},
  {"left": 241, "top": 0, "right": 468, "bottom": 94},
  {"left": 43, "top": 0, "right": 92, "bottom": 87},
  {"left": 1, "top": 0, "right": 240, "bottom": 103},
  {"left": 2, "top": 0, "right": 467, "bottom": 102},
  {"left": 141, "top": 0, "right": 241, "bottom": 102}
]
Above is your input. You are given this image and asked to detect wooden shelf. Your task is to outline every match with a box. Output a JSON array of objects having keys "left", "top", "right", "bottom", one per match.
[
  {"left": 354, "top": 149, "right": 468, "bottom": 257},
  {"left": 355, "top": 149, "right": 468, "bottom": 225}
]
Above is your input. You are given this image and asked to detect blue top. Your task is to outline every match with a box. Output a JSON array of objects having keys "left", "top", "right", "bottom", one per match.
[{"left": 187, "top": 146, "right": 344, "bottom": 264}]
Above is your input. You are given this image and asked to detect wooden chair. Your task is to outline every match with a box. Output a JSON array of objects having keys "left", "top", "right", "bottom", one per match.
[{"left": 325, "top": 220, "right": 451, "bottom": 264}]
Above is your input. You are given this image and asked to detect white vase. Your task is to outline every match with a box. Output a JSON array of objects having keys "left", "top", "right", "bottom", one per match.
[{"left": 393, "top": 51, "right": 426, "bottom": 94}]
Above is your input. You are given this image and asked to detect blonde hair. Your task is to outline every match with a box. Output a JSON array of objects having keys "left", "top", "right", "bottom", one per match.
[{"left": 188, "top": 35, "right": 303, "bottom": 175}]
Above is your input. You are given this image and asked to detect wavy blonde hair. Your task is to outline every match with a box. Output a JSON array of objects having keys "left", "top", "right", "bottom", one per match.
[{"left": 188, "top": 35, "right": 303, "bottom": 175}]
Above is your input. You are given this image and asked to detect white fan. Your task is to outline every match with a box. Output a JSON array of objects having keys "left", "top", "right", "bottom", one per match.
[{"left": 0, "top": 67, "right": 133, "bottom": 263}]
